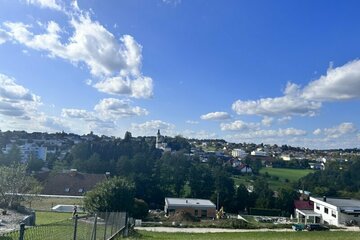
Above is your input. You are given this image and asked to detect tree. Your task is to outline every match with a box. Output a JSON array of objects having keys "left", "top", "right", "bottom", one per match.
[
  {"left": 253, "top": 179, "right": 274, "bottom": 209},
  {"left": 84, "top": 177, "right": 135, "bottom": 213},
  {"left": 0, "top": 164, "right": 42, "bottom": 208},
  {"left": 27, "top": 157, "right": 44, "bottom": 172},
  {"left": 234, "top": 184, "right": 249, "bottom": 212},
  {"left": 188, "top": 164, "right": 214, "bottom": 199},
  {"left": 275, "top": 188, "right": 299, "bottom": 216}
]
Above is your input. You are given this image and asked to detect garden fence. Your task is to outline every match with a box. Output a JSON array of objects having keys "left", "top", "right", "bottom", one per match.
[{"left": 0, "top": 212, "right": 132, "bottom": 240}]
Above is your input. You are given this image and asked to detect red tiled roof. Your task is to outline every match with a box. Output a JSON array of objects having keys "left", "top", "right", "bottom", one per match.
[{"left": 294, "top": 200, "right": 314, "bottom": 210}]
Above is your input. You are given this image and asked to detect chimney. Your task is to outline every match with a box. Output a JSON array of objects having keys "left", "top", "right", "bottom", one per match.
[{"left": 323, "top": 196, "right": 326, "bottom": 202}]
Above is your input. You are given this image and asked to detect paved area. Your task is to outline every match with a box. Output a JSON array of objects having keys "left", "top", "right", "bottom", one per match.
[{"left": 135, "top": 226, "right": 360, "bottom": 233}]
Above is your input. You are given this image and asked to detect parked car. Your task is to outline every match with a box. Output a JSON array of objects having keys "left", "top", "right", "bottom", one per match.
[
  {"left": 306, "top": 224, "right": 330, "bottom": 231},
  {"left": 292, "top": 223, "right": 305, "bottom": 231}
]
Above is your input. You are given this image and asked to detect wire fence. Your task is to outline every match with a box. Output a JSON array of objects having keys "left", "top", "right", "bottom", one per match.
[{"left": 0, "top": 212, "right": 131, "bottom": 240}]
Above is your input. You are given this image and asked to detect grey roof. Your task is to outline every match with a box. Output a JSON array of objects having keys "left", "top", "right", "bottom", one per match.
[
  {"left": 312, "top": 197, "right": 360, "bottom": 209},
  {"left": 165, "top": 198, "right": 216, "bottom": 208}
]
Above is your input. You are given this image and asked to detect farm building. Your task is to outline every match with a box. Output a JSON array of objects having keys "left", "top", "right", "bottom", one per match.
[{"left": 164, "top": 198, "right": 216, "bottom": 218}]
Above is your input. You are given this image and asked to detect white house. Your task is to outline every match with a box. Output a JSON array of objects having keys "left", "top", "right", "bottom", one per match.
[
  {"left": 231, "top": 149, "right": 247, "bottom": 158},
  {"left": 310, "top": 197, "right": 360, "bottom": 226},
  {"left": 250, "top": 150, "right": 268, "bottom": 157}
]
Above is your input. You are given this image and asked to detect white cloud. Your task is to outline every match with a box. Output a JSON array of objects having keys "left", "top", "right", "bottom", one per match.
[
  {"left": 200, "top": 111, "right": 231, "bottom": 121},
  {"left": 62, "top": 98, "right": 148, "bottom": 121},
  {"left": 278, "top": 116, "right": 292, "bottom": 124},
  {"left": 94, "top": 98, "right": 148, "bottom": 118},
  {"left": 232, "top": 83, "right": 321, "bottom": 117},
  {"left": 131, "top": 120, "right": 175, "bottom": 135},
  {"left": 313, "top": 128, "right": 322, "bottom": 135},
  {"left": 61, "top": 108, "right": 96, "bottom": 121},
  {"left": 0, "top": 73, "right": 41, "bottom": 118},
  {"left": 225, "top": 127, "right": 307, "bottom": 141},
  {"left": 3, "top": 11, "right": 153, "bottom": 98},
  {"left": 181, "top": 130, "right": 217, "bottom": 139},
  {"left": 302, "top": 60, "right": 360, "bottom": 101},
  {"left": 220, "top": 120, "right": 259, "bottom": 131},
  {"left": 323, "top": 122, "right": 358, "bottom": 139},
  {"left": 26, "top": 0, "right": 62, "bottom": 11},
  {"left": 261, "top": 116, "right": 274, "bottom": 127},
  {"left": 162, "top": 0, "right": 182, "bottom": 6},
  {"left": 0, "top": 29, "right": 9, "bottom": 44},
  {"left": 186, "top": 120, "right": 199, "bottom": 124}
]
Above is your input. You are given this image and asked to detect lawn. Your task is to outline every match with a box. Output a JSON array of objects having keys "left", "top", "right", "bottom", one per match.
[
  {"left": 259, "top": 168, "right": 314, "bottom": 183},
  {"left": 129, "top": 230, "right": 360, "bottom": 240},
  {"left": 35, "top": 211, "right": 74, "bottom": 225},
  {"left": 22, "top": 196, "right": 83, "bottom": 211}
]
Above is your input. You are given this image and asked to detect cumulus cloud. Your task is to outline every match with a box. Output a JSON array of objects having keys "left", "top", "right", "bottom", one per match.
[
  {"left": 323, "top": 122, "right": 358, "bottom": 139},
  {"left": 302, "top": 60, "right": 360, "bottom": 101},
  {"left": 220, "top": 120, "right": 259, "bottom": 131},
  {"left": 94, "top": 98, "right": 148, "bottom": 118},
  {"left": 26, "top": 0, "right": 62, "bottom": 11},
  {"left": 278, "top": 116, "right": 292, "bottom": 124},
  {"left": 232, "top": 83, "right": 321, "bottom": 117},
  {"left": 225, "top": 127, "right": 307, "bottom": 141},
  {"left": 200, "top": 111, "right": 231, "bottom": 121},
  {"left": 62, "top": 98, "right": 147, "bottom": 122},
  {"left": 3, "top": 9, "right": 153, "bottom": 98},
  {"left": 313, "top": 128, "right": 322, "bottom": 135},
  {"left": 261, "top": 116, "right": 274, "bottom": 126},
  {"left": 232, "top": 60, "right": 360, "bottom": 118},
  {"left": 131, "top": 120, "right": 175, "bottom": 135},
  {"left": 0, "top": 73, "right": 41, "bottom": 118},
  {"left": 0, "top": 29, "right": 9, "bottom": 44}
]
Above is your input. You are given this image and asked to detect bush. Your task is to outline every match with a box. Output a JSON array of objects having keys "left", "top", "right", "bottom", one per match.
[
  {"left": 84, "top": 177, "right": 135, "bottom": 213},
  {"left": 131, "top": 198, "right": 149, "bottom": 219}
]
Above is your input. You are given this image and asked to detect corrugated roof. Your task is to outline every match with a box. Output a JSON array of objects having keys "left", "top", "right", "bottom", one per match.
[{"left": 165, "top": 198, "right": 216, "bottom": 208}]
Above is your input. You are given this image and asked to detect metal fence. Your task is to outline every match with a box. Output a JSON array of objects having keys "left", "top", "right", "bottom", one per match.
[{"left": 0, "top": 212, "right": 131, "bottom": 240}]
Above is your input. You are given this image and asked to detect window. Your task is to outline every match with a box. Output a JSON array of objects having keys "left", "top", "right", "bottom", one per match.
[
  {"left": 78, "top": 188, "right": 83, "bottom": 193},
  {"left": 324, "top": 207, "right": 328, "bottom": 214},
  {"left": 64, "top": 187, "right": 70, "bottom": 192},
  {"left": 331, "top": 210, "right": 336, "bottom": 218},
  {"left": 316, "top": 204, "right": 320, "bottom": 210},
  {"left": 194, "top": 210, "right": 198, "bottom": 216},
  {"left": 201, "top": 210, "right": 207, "bottom": 217}
]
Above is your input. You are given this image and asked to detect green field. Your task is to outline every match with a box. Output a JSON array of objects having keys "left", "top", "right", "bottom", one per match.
[
  {"left": 130, "top": 230, "right": 360, "bottom": 240},
  {"left": 22, "top": 197, "right": 83, "bottom": 211},
  {"left": 259, "top": 168, "right": 314, "bottom": 182},
  {"left": 36, "top": 211, "right": 74, "bottom": 225}
]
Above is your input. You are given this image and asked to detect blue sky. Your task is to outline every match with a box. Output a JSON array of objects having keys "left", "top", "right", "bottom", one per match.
[{"left": 0, "top": 0, "right": 360, "bottom": 149}]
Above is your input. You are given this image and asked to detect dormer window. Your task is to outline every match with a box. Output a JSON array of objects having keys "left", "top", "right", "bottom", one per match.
[
  {"left": 64, "top": 187, "right": 70, "bottom": 192},
  {"left": 78, "top": 188, "right": 83, "bottom": 193}
]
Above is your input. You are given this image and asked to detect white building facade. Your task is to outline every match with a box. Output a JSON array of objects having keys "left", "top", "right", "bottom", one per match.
[
  {"left": 310, "top": 197, "right": 360, "bottom": 226},
  {"left": 231, "top": 149, "right": 247, "bottom": 158}
]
